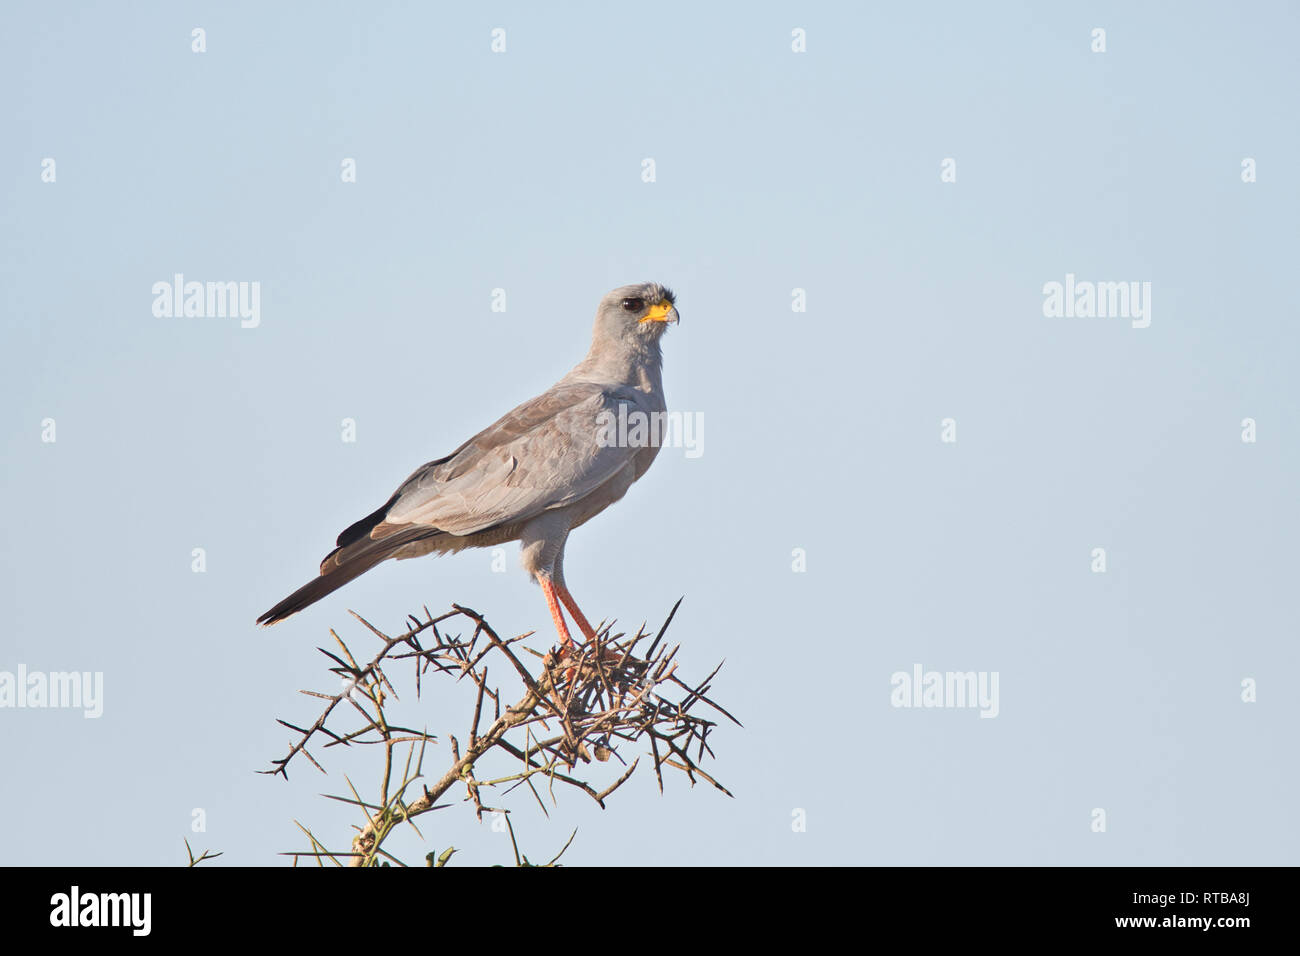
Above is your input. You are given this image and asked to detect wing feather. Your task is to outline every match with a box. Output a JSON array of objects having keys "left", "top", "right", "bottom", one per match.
[{"left": 376, "top": 382, "right": 648, "bottom": 537}]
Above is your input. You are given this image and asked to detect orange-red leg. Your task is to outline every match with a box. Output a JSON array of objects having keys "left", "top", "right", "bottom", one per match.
[
  {"left": 541, "top": 578, "right": 583, "bottom": 687},
  {"left": 555, "top": 582, "right": 598, "bottom": 642},
  {"left": 557, "top": 582, "right": 625, "bottom": 668},
  {"left": 540, "top": 578, "right": 574, "bottom": 649}
]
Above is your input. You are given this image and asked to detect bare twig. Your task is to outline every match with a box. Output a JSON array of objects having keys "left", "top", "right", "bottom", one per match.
[{"left": 266, "top": 602, "right": 735, "bottom": 866}]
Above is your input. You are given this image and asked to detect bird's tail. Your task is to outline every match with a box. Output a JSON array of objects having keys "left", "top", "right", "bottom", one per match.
[{"left": 256, "top": 527, "right": 439, "bottom": 626}]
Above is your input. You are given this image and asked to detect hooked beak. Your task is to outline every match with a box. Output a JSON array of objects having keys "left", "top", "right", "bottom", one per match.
[{"left": 639, "top": 301, "right": 680, "bottom": 324}]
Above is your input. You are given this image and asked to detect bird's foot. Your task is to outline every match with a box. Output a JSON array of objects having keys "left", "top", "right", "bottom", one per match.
[{"left": 548, "top": 636, "right": 625, "bottom": 687}]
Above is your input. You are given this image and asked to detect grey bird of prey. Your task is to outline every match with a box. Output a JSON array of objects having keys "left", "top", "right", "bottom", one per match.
[{"left": 257, "top": 282, "right": 679, "bottom": 651}]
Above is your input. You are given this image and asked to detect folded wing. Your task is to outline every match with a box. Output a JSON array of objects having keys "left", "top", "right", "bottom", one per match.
[{"left": 373, "top": 381, "right": 646, "bottom": 538}]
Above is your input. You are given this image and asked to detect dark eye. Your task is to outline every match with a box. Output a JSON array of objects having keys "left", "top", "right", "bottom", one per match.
[{"left": 621, "top": 297, "right": 644, "bottom": 312}]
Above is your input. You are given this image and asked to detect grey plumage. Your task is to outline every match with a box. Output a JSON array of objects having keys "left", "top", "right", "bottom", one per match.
[{"left": 257, "top": 282, "right": 679, "bottom": 631}]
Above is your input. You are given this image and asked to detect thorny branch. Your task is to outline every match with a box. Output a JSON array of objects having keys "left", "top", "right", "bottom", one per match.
[{"left": 263, "top": 599, "right": 738, "bottom": 867}]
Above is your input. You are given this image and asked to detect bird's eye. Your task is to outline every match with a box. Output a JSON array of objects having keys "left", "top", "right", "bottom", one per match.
[{"left": 621, "top": 297, "right": 644, "bottom": 312}]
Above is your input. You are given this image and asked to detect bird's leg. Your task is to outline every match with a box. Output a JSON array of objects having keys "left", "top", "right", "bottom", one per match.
[
  {"left": 539, "top": 577, "right": 574, "bottom": 650},
  {"left": 551, "top": 545, "right": 599, "bottom": 644},
  {"left": 539, "top": 577, "right": 584, "bottom": 692},
  {"left": 555, "top": 583, "right": 599, "bottom": 643},
  {"left": 556, "top": 582, "right": 627, "bottom": 673}
]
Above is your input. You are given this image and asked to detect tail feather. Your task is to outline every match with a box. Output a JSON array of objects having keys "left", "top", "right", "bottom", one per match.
[{"left": 257, "top": 527, "right": 439, "bottom": 626}]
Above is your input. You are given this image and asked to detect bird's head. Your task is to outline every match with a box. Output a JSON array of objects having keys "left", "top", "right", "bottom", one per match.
[{"left": 593, "top": 282, "right": 679, "bottom": 346}]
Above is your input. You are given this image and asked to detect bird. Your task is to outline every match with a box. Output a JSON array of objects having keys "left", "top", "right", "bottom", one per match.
[{"left": 257, "top": 281, "right": 680, "bottom": 656}]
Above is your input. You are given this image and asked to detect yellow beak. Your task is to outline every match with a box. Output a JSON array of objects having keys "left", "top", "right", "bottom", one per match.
[{"left": 639, "top": 301, "right": 677, "bottom": 323}]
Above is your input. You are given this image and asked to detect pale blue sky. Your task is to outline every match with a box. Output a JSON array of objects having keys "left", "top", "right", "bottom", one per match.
[{"left": 2, "top": 1, "right": 1297, "bottom": 866}]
